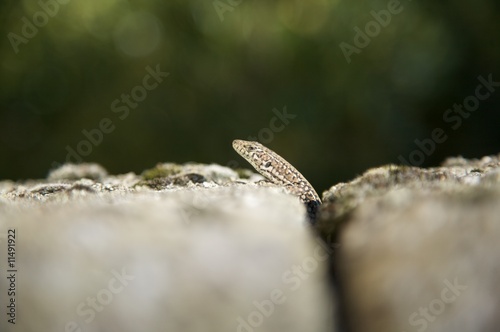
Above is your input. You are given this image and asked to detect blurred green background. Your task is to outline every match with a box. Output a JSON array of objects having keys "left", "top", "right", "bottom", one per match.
[{"left": 1, "top": 0, "right": 499, "bottom": 191}]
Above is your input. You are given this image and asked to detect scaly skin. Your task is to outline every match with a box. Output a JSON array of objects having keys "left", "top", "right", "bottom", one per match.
[{"left": 232, "top": 139, "right": 321, "bottom": 222}]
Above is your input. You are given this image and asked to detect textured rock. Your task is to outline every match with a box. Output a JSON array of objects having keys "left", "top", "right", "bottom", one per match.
[
  {"left": 0, "top": 163, "right": 334, "bottom": 332},
  {"left": 47, "top": 163, "right": 108, "bottom": 181},
  {"left": 5, "top": 152, "right": 500, "bottom": 332},
  {"left": 318, "top": 154, "right": 500, "bottom": 332}
]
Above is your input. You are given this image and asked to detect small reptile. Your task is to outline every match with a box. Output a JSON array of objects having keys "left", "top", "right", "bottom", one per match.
[{"left": 232, "top": 139, "right": 322, "bottom": 223}]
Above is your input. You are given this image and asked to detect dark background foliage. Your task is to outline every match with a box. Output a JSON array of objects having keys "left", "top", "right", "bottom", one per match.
[{"left": 1, "top": 0, "right": 499, "bottom": 192}]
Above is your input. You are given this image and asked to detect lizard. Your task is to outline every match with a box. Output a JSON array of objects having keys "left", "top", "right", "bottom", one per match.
[{"left": 232, "top": 139, "right": 322, "bottom": 223}]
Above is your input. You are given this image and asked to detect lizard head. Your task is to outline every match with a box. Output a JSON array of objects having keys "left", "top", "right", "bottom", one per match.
[{"left": 232, "top": 139, "right": 271, "bottom": 171}]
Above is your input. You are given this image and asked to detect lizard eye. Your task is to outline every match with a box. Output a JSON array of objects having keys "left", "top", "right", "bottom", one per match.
[{"left": 264, "top": 161, "right": 272, "bottom": 168}]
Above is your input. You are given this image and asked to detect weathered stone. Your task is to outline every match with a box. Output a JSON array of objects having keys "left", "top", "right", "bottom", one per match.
[
  {"left": 318, "top": 154, "right": 500, "bottom": 332},
  {"left": 0, "top": 163, "right": 334, "bottom": 332}
]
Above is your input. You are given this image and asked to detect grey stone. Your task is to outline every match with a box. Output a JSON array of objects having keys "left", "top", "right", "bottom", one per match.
[
  {"left": 318, "top": 154, "right": 500, "bottom": 332},
  {"left": 47, "top": 163, "right": 108, "bottom": 181},
  {"left": 0, "top": 163, "right": 334, "bottom": 332}
]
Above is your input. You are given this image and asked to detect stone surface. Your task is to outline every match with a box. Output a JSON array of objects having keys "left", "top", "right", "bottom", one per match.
[
  {"left": 0, "top": 163, "right": 334, "bottom": 332},
  {"left": 3, "top": 153, "right": 500, "bottom": 332},
  {"left": 318, "top": 154, "right": 500, "bottom": 332}
]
